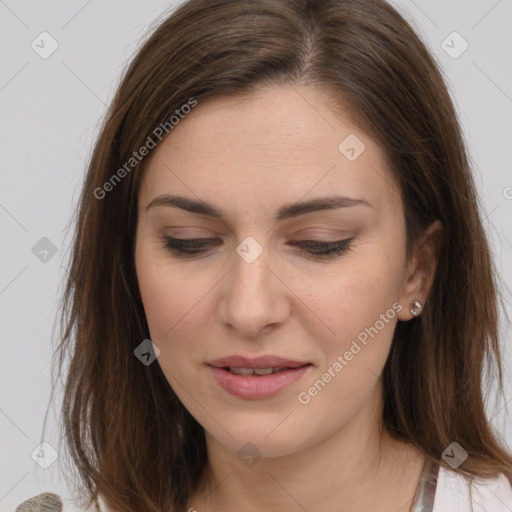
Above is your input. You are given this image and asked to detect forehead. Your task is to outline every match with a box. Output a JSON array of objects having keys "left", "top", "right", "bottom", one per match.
[{"left": 138, "top": 85, "right": 399, "bottom": 218}]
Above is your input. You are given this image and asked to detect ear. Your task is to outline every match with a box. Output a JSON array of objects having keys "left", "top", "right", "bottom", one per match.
[{"left": 397, "top": 220, "right": 443, "bottom": 321}]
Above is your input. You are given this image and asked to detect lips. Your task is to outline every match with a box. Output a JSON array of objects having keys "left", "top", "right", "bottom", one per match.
[
  {"left": 207, "top": 355, "right": 310, "bottom": 370},
  {"left": 207, "top": 355, "right": 313, "bottom": 399}
]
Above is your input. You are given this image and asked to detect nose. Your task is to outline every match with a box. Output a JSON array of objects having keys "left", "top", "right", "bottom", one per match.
[{"left": 217, "top": 246, "right": 290, "bottom": 337}]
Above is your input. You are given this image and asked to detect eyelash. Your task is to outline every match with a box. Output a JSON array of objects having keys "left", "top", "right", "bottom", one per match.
[{"left": 164, "top": 236, "right": 354, "bottom": 259}]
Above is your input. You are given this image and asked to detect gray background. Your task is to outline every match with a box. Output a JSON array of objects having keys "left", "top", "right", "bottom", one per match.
[{"left": 0, "top": 1, "right": 511, "bottom": 510}]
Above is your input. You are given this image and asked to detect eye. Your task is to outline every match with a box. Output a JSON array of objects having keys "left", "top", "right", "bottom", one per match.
[
  {"left": 164, "top": 236, "right": 354, "bottom": 259},
  {"left": 164, "top": 236, "right": 220, "bottom": 255},
  {"left": 288, "top": 238, "right": 354, "bottom": 259}
]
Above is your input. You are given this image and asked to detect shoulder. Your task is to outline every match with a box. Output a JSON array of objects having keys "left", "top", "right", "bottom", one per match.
[{"left": 433, "top": 465, "right": 512, "bottom": 511}]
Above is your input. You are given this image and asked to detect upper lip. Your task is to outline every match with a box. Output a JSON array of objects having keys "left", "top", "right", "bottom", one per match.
[{"left": 207, "top": 355, "right": 311, "bottom": 369}]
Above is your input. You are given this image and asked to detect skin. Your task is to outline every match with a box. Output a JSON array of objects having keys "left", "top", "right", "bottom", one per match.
[{"left": 134, "top": 84, "right": 442, "bottom": 512}]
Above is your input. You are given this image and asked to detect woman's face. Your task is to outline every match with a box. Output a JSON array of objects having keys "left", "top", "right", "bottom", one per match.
[{"left": 135, "top": 85, "right": 426, "bottom": 458}]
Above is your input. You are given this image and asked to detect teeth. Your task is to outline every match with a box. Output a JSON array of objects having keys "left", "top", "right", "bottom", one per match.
[
  {"left": 253, "top": 367, "right": 275, "bottom": 376},
  {"left": 229, "top": 367, "right": 285, "bottom": 375}
]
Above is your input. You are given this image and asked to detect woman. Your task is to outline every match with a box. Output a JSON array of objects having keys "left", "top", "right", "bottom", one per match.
[{"left": 51, "top": 0, "right": 512, "bottom": 511}]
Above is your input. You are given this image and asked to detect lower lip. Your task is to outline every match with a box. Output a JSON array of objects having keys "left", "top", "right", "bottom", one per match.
[{"left": 208, "top": 364, "right": 312, "bottom": 399}]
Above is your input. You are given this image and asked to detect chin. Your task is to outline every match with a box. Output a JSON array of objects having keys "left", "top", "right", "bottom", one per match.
[{"left": 205, "top": 421, "right": 312, "bottom": 461}]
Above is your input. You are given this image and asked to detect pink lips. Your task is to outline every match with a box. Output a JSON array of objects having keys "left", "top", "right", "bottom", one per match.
[{"left": 207, "top": 355, "right": 312, "bottom": 399}]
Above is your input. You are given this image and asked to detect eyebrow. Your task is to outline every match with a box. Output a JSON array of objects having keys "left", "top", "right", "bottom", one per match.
[{"left": 145, "top": 194, "right": 372, "bottom": 222}]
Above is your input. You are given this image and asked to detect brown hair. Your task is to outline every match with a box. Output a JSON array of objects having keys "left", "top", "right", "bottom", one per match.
[{"left": 52, "top": 0, "right": 512, "bottom": 510}]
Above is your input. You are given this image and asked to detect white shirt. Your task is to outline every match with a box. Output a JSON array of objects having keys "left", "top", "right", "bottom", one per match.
[{"left": 433, "top": 465, "right": 512, "bottom": 511}]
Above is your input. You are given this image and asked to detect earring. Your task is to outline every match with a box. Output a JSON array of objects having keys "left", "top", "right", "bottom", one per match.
[{"left": 410, "top": 300, "right": 422, "bottom": 317}]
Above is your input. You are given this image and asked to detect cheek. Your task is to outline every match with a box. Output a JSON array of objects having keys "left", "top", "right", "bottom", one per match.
[
  {"left": 136, "top": 243, "right": 187, "bottom": 340},
  {"left": 295, "top": 268, "right": 402, "bottom": 421},
  {"left": 135, "top": 243, "right": 220, "bottom": 365},
  {"left": 305, "top": 249, "right": 404, "bottom": 342},
  {"left": 297, "top": 242, "right": 406, "bottom": 401},
  {"left": 138, "top": 271, "right": 200, "bottom": 341}
]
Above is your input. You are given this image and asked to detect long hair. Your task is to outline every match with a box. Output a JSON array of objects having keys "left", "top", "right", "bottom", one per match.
[{"left": 52, "top": 0, "right": 512, "bottom": 510}]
